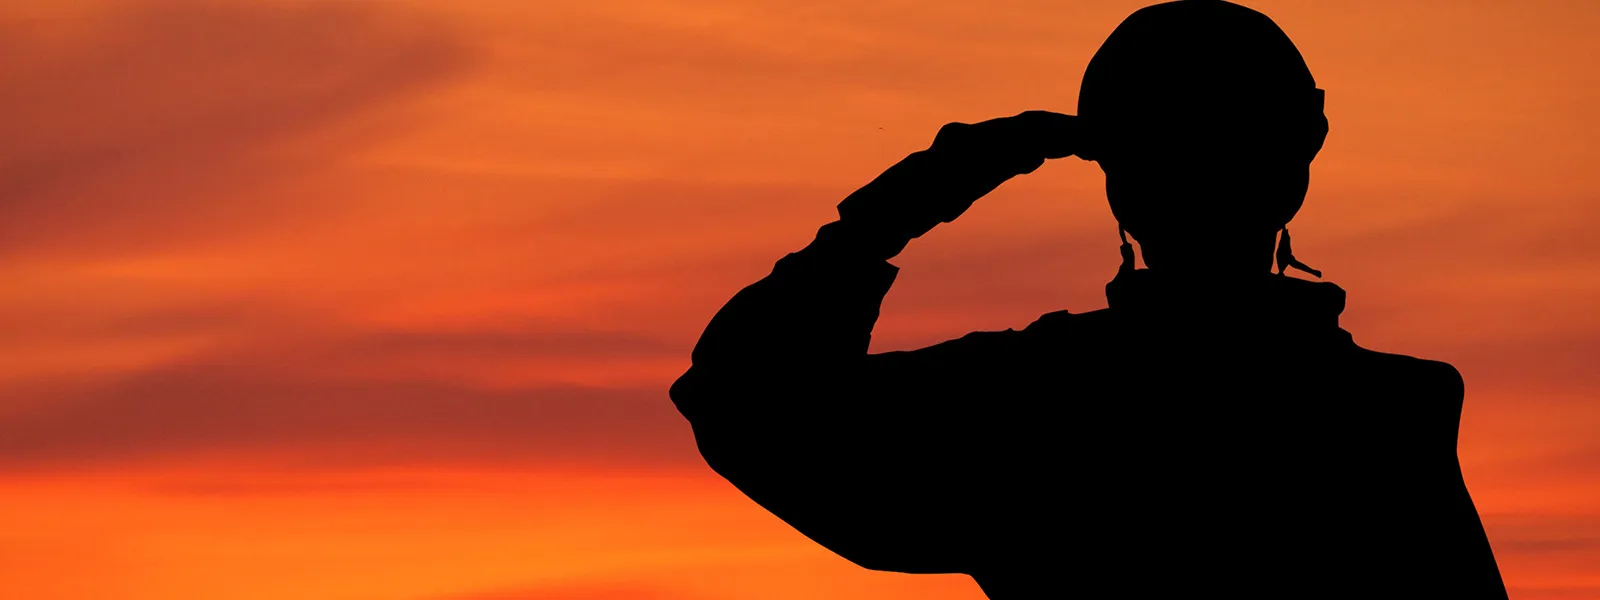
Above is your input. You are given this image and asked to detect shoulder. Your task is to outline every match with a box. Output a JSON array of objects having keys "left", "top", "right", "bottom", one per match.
[
  {"left": 871, "top": 307, "right": 1112, "bottom": 361},
  {"left": 1014, "top": 307, "right": 1119, "bottom": 349},
  {"left": 1338, "top": 345, "right": 1471, "bottom": 446},
  {"left": 1346, "top": 345, "right": 1466, "bottom": 413},
  {"left": 1356, "top": 346, "right": 1462, "bottom": 389},
  {"left": 871, "top": 326, "right": 1022, "bottom": 363},
  {"left": 1021, "top": 307, "right": 1116, "bottom": 333}
]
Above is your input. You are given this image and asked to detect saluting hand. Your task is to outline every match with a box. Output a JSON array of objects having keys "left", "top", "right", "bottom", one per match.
[{"left": 834, "top": 111, "right": 1091, "bottom": 258}]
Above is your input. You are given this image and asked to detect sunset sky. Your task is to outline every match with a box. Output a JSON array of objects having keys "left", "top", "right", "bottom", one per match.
[{"left": 1, "top": 0, "right": 1597, "bottom": 598}]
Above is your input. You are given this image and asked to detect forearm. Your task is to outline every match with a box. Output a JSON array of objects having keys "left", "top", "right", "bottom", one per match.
[
  {"left": 685, "top": 220, "right": 899, "bottom": 373},
  {"left": 666, "top": 111, "right": 1079, "bottom": 579},
  {"left": 673, "top": 111, "right": 1079, "bottom": 414}
]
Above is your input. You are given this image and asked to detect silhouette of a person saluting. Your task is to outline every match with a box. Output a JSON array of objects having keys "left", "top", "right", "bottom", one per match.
[{"left": 670, "top": 2, "right": 1508, "bottom": 597}]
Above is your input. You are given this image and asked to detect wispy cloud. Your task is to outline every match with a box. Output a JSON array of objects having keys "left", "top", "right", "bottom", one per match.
[
  {"left": 0, "top": 0, "right": 1596, "bottom": 598},
  {"left": 0, "top": 1, "right": 474, "bottom": 257},
  {"left": 0, "top": 324, "right": 695, "bottom": 472}
]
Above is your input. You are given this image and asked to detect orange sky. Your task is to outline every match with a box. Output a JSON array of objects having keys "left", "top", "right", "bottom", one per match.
[{"left": 1, "top": 0, "right": 1596, "bottom": 598}]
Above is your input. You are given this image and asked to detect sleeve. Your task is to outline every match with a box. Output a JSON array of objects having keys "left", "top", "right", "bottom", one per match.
[
  {"left": 1410, "top": 362, "right": 1510, "bottom": 598},
  {"left": 668, "top": 219, "right": 1014, "bottom": 575},
  {"left": 1363, "top": 357, "right": 1509, "bottom": 598}
]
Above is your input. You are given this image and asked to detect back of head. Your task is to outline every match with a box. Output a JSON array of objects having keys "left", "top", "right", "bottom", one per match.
[{"left": 1080, "top": 0, "right": 1327, "bottom": 273}]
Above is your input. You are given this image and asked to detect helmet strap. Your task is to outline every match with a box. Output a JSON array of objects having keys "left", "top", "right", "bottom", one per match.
[
  {"left": 1118, "top": 226, "right": 1137, "bottom": 275},
  {"left": 1276, "top": 226, "right": 1323, "bottom": 278}
]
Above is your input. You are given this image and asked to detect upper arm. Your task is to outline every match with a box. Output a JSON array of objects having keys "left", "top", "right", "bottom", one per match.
[
  {"left": 671, "top": 328, "right": 1023, "bottom": 574},
  {"left": 1353, "top": 350, "right": 1466, "bottom": 442}
]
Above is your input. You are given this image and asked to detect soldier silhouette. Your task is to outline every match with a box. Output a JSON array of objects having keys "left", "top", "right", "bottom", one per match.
[{"left": 669, "top": 1, "right": 1507, "bottom": 597}]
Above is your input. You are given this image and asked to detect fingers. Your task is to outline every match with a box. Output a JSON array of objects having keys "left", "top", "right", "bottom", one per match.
[
  {"left": 1007, "top": 110, "right": 1080, "bottom": 159},
  {"left": 929, "top": 111, "right": 1081, "bottom": 163},
  {"left": 834, "top": 112, "right": 1086, "bottom": 245},
  {"left": 1011, "top": 154, "right": 1047, "bottom": 176},
  {"left": 930, "top": 121, "right": 976, "bottom": 153}
]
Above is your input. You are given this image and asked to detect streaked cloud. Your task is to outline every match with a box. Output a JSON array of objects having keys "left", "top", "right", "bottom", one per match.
[{"left": 0, "top": 0, "right": 1595, "bottom": 598}]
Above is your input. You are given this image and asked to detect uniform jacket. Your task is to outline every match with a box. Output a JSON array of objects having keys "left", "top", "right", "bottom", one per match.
[{"left": 670, "top": 220, "right": 1508, "bottom": 598}]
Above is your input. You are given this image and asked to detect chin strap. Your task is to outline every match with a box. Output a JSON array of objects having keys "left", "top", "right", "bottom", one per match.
[
  {"left": 1118, "top": 226, "right": 1137, "bottom": 275},
  {"left": 1276, "top": 226, "right": 1322, "bottom": 278},
  {"left": 1122, "top": 226, "right": 1323, "bottom": 279}
]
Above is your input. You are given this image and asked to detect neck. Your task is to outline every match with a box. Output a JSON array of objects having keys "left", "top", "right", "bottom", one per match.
[
  {"left": 1134, "top": 231, "right": 1279, "bottom": 278},
  {"left": 1107, "top": 261, "right": 1349, "bottom": 330}
]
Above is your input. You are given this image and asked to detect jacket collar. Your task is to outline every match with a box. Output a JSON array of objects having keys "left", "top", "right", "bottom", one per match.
[{"left": 1105, "top": 268, "right": 1348, "bottom": 333}]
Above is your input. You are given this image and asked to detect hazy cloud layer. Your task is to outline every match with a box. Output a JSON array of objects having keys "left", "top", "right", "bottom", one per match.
[
  {"left": 0, "top": 1, "right": 1596, "bottom": 597},
  {"left": 0, "top": 324, "right": 696, "bottom": 471},
  {"left": 0, "top": 1, "right": 474, "bottom": 256},
  {"left": 428, "top": 584, "right": 691, "bottom": 600}
]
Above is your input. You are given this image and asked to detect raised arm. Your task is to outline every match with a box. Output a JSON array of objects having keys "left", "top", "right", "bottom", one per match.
[{"left": 669, "top": 112, "right": 1085, "bottom": 575}]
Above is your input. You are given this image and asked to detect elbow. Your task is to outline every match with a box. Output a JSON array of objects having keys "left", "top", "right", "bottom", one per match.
[
  {"left": 669, "top": 366, "right": 745, "bottom": 479},
  {"left": 668, "top": 365, "right": 710, "bottom": 422},
  {"left": 668, "top": 364, "right": 749, "bottom": 441}
]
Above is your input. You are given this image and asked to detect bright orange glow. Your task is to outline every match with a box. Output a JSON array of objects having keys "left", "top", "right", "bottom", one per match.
[{"left": 1, "top": 1, "right": 1596, "bottom": 598}]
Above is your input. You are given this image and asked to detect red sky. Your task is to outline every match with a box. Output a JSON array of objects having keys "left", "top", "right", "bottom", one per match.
[{"left": 1, "top": 1, "right": 1596, "bottom": 598}]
